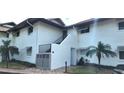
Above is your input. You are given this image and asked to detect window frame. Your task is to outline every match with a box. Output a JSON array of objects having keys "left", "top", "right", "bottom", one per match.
[
  {"left": 28, "top": 26, "right": 33, "bottom": 35},
  {"left": 77, "top": 26, "right": 90, "bottom": 34},
  {"left": 26, "top": 47, "right": 32, "bottom": 56},
  {"left": 16, "top": 31, "right": 20, "bottom": 37},
  {"left": 118, "top": 22, "right": 124, "bottom": 30},
  {"left": 79, "top": 27, "right": 90, "bottom": 33},
  {"left": 119, "top": 51, "right": 124, "bottom": 59},
  {"left": 6, "top": 33, "right": 9, "bottom": 38}
]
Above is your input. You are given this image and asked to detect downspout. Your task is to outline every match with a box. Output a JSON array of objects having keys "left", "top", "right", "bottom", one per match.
[
  {"left": 73, "top": 26, "right": 79, "bottom": 64},
  {"left": 26, "top": 20, "right": 38, "bottom": 58},
  {"left": 26, "top": 20, "right": 33, "bottom": 27}
]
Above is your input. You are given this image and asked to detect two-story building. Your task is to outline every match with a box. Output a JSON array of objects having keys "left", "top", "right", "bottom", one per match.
[{"left": 5, "top": 18, "right": 124, "bottom": 70}]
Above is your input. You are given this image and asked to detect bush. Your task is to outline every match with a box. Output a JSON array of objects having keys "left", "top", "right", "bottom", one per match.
[{"left": 77, "top": 57, "right": 85, "bottom": 66}]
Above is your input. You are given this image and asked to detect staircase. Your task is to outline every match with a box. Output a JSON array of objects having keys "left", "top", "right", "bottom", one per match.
[
  {"left": 39, "top": 30, "right": 67, "bottom": 53},
  {"left": 54, "top": 30, "right": 67, "bottom": 44},
  {"left": 53, "top": 36, "right": 64, "bottom": 44}
]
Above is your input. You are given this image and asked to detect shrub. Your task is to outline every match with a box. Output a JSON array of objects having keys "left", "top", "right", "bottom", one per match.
[{"left": 77, "top": 57, "right": 85, "bottom": 66}]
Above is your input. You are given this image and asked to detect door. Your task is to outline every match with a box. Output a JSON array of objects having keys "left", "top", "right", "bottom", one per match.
[
  {"left": 36, "top": 54, "right": 51, "bottom": 70},
  {"left": 71, "top": 48, "right": 77, "bottom": 65}
]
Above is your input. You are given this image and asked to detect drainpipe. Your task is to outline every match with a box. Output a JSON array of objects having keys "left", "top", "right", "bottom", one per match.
[
  {"left": 26, "top": 20, "right": 38, "bottom": 58},
  {"left": 26, "top": 20, "right": 33, "bottom": 27},
  {"left": 73, "top": 26, "right": 78, "bottom": 64}
]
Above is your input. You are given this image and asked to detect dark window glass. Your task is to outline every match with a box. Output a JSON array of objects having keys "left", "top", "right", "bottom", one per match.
[
  {"left": 16, "top": 32, "right": 20, "bottom": 37},
  {"left": 80, "top": 27, "right": 89, "bottom": 33},
  {"left": 118, "top": 22, "right": 124, "bottom": 30},
  {"left": 28, "top": 27, "right": 33, "bottom": 35},
  {"left": 27, "top": 47, "right": 32, "bottom": 56},
  {"left": 119, "top": 51, "right": 124, "bottom": 59},
  {"left": 6, "top": 33, "right": 9, "bottom": 38}
]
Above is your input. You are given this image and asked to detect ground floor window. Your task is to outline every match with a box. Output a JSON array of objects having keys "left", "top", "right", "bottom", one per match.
[
  {"left": 118, "top": 46, "right": 124, "bottom": 59},
  {"left": 119, "top": 51, "right": 124, "bottom": 59},
  {"left": 26, "top": 47, "right": 32, "bottom": 56}
]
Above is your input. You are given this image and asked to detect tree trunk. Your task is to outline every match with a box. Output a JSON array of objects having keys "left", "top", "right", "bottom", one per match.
[
  {"left": 5, "top": 51, "right": 10, "bottom": 68},
  {"left": 97, "top": 53, "right": 101, "bottom": 70},
  {"left": 6, "top": 55, "right": 8, "bottom": 68},
  {"left": 98, "top": 57, "right": 101, "bottom": 65}
]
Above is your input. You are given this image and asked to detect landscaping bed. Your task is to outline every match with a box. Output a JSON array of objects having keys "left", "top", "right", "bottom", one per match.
[
  {"left": 67, "top": 64, "right": 115, "bottom": 74},
  {"left": 0, "top": 61, "right": 36, "bottom": 69}
]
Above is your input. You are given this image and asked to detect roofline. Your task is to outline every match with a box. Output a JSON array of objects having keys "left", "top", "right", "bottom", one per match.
[
  {"left": 9, "top": 18, "right": 65, "bottom": 32},
  {"left": 66, "top": 18, "right": 114, "bottom": 29},
  {"left": 8, "top": 18, "right": 120, "bottom": 32}
]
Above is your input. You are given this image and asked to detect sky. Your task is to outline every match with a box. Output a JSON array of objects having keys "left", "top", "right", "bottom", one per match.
[
  {"left": 0, "top": 0, "right": 90, "bottom": 26},
  {"left": 0, "top": 18, "right": 89, "bottom": 26}
]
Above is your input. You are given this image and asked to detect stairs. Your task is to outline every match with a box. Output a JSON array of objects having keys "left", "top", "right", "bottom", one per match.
[
  {"left": 53, "top": 36, "right": 64, "bottom": 44},
  {"left": 39, "top": 30, "right": 68, "bottom": 53},
  {"left": 54, "top": 30, "right": 67, "bottom": 44}
]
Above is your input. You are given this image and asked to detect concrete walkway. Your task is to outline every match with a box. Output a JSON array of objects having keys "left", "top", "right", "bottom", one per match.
[{"left": 0, "top": 68, "right": 65, "bottom": 74}]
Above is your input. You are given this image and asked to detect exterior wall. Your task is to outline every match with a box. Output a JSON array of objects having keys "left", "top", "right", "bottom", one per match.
[
  {"left": 78, "top": 19, "right": 124, "bottom": 66},
  {"left": 12, "top": 25, "right": 38, "bottom": 63},
  {"left": 36, "top": 22, "right": 63, "bottom": 53},
  {"left": 51, "top": 28, "right": 78, "bottom": 69},
  {"left": 12, "top": 22, "right": 63, "bottom": 64}
]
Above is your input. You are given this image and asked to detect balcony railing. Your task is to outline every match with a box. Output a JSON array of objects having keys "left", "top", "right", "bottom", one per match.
[{"left": 39, "top": 44, "right": 51, "bottom": 53}]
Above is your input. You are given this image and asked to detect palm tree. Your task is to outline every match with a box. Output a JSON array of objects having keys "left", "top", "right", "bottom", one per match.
[
  {"left": 0, "top": 40, "right": 19, "bottom": 68},
  {"left": 85, "top": 41, "right": 117, "bottom": 65}
]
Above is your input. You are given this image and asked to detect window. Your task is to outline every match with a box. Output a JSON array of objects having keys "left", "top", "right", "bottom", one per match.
[
  {"left": 118, "top": 22, "right": 124, "bottom": 30},
  {"left": 28, "top": 27, "right": 33, "bottom": 35},
  {"left": 16, "top": 32, "right": 20, "bottom": 37},
  {"left": 118, "top": 46, "right": 124, "bottom": 59},
  {"left": 27, "top": 47, "right": 32, "bottom": 56},
  {"left": 6, "top": 33, "right": 9, "bottom": 38},
  {"left": 119, "top": 51, "right": 124, "bottom": 59},
  {"left": 79, "top": 27, "right": 89, "bottom": 33}
]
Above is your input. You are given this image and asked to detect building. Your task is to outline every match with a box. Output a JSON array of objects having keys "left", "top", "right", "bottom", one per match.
[
  {"left": 68, "top": 18, "right": 124, "bottom": 67},
  {"left": 1, "top": 18, "right": 124, "bottom": 70}
]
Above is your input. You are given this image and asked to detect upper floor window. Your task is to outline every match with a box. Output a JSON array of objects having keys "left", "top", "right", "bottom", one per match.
[
  {"left": 79, "top": 27, "right": 89, "bottom": 34},
  {"left": 6, "top": 33, "right": 9, "bottom": 38},
  {"left": 16, "top": 32, "right": 20, "bottom": 37},
  {"left": 118, "top": 22, "right": 124, "bottom": 30},
  {"left": 28, "top": 27, "right": 33, "bottom": 35}
]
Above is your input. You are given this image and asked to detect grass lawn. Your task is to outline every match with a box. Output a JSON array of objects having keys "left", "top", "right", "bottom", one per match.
[
  {"left": 0, "top": 61, "right": 35, "bottom": 69},
  {"left": 67, "top": 65, "right": 114, "bottom": 74}
]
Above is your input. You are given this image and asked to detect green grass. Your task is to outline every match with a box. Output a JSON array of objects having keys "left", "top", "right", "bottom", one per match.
[
  {"left": 0, "top": 61, "right": 35, "bottom": 69},
  {"left": 67, "top": 65, "right": 114, "bottom": 74}
]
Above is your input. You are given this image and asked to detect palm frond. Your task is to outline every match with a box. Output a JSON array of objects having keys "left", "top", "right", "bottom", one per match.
[
  {"left": 103, "top": 50, "right": 117, "bottom": 57},
  {"left": 86, "top": 49, "right": 97, "bottom": 57},
  {"left": 104, "top": 44, "right": 112, "bottom": 50}
]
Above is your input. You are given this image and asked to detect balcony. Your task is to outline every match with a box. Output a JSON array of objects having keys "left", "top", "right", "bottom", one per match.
[{"left": 39, "top": 44, "right": 51, "bottom": 53}]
